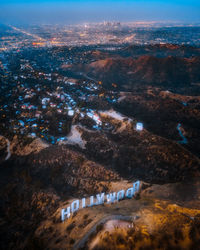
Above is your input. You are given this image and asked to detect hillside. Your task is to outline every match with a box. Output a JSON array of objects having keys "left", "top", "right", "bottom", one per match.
[{"left": 80, "top": 55, "right": 200, "bottom": 89}]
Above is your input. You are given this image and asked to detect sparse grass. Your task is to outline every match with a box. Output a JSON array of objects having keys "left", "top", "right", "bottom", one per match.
[{"left": 66, "top": 221, "right": 76, "bottom": 231}]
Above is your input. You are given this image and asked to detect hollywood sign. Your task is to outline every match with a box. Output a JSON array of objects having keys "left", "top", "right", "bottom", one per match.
[{"left": 61, "top": 180, "right": 140, "bottom": 221}]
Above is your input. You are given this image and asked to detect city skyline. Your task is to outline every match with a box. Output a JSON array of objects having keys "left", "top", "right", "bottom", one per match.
[{"left": 0, "top": 0, "right": 200, "bottom": 25}]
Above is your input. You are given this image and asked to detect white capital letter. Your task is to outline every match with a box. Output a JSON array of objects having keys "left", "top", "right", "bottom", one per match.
[
  {"left": 107, "top": 192, "right": 116, "bottom": 203},
  {"left": 89, "top": 196, "right": 95, "bottom": 207},
  {"left": 96, "top": 193, "right": 105, "bottom": 205},
  {"left": 117, "top": 190, "right": 125, "bottom": 201},
  {"left": 61, "top": 206, "right": 70, "bottom": 221},
  {"left": 126, "top": 187, "right": 134, "bottom": 198},
  {"left": 82, "top": 198, "right": 86, "bottom": 208},
  {"left": 71, "top": 200, "right": 79, "bottom": 213},
  {"left": 133, "top": 181, "right": 140, "bottom": 195}
]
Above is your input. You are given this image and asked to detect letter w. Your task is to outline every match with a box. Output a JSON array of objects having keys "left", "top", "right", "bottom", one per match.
[{"left": 106, "top": 192, "right": 116, "bottom": 203}]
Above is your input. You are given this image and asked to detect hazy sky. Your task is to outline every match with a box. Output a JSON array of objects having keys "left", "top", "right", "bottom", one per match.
[{"left": 0, "top": 0, "right": 200, "bottom": 24}]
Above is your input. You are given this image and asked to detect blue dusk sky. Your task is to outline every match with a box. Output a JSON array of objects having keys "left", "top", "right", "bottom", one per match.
[{"left": 0, "top": 0, "right": 199, "bottom": 24}]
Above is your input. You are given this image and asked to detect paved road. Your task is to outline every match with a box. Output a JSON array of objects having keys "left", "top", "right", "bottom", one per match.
[
  {"left": 79, "top": 72, "right": 98, "bottom": 83},
  {"left": 9, "top": 25, "right": 45, "bottom": 41},
  {"left": 177, "top": 123, "right": 188, "bottom": 144},
  {"left": 0, "top": 135, "right": 11, "bottom": 161},
  {"left": 73, "top": 214, "right": 137, "bottom": 250}
]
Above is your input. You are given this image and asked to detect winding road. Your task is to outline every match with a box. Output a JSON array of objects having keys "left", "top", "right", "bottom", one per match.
[
  {"left": 0, "top": 135, "right": 11, "bottom": 161},
  {"left": 73, "top": 214, "right": 137, "bottom": 250},
  {"left": 177, "top": 123, "right": 188, "bottom": 144},
  {"left": 79, "top": 72, "right": 98, "bottom": 83}
]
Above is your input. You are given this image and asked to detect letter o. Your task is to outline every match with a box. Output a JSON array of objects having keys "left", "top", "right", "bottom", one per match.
[
  {"left": 117, "top": 190, "right": 125, "bottom": 201},
  {"left": 71, "top": 200, "right": 79, "bottom": 213}
]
